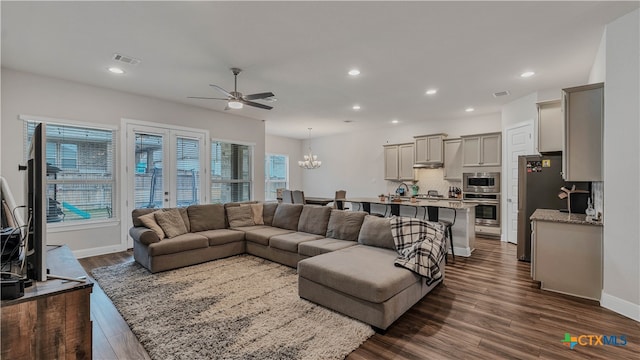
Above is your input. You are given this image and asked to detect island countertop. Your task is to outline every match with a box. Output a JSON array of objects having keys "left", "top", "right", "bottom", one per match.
[
  {"left": 347, "top": 197, "right": 476, "bottom": 209},
  {"left": 530, "top": 208, "right": 603, "bottom": 226}
]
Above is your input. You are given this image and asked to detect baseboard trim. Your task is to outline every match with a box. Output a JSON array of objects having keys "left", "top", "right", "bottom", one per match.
[
  {"left": 600, "top": 291, "right": 640, "bottom": 322},
  {"left": 73, "top": 244, "right": 128, "bottom": 259}
]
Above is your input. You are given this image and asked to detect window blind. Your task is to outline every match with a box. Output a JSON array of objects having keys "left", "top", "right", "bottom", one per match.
[{"left": 211, "top": 141, "right": 252, "bottom": 203}]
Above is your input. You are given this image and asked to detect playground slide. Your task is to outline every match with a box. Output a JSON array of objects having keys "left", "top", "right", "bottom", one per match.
[{"left": 62, "top": 202, "right": 91, "bottom": 219}]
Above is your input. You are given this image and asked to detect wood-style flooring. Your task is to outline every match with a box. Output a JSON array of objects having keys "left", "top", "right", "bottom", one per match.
[{"left": 79, "top": 239, "right": 640, "bottom": 359}]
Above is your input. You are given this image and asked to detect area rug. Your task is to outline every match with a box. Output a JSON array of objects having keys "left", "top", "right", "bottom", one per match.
[{"left": 91, "top": 255, "right": 374, "bottom": 360}]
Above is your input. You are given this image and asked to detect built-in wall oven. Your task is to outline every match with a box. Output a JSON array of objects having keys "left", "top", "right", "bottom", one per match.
[
  {"left": 463, "top": 172, "right": 500, "bottom": 193},
  {"left": 463, "top": 193, "right": 500, "bottom": 227}
]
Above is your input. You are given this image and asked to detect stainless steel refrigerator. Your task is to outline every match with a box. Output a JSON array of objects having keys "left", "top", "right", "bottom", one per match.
[{"left": 517, "top": 155, "right": 567, "bottom": 262}]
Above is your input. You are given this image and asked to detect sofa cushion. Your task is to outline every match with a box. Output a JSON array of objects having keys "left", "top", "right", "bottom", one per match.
[
  {"left": 326, "top": 210, "right": 367, "bottom": 241},
  {"left": 272, "top": 203, "right": 304, "bottom": 231},
  {"left": 298, "top": 238, "right": 358, "bottom": 257},
  {"left": 147, "top": 233, "right": 209, "bottom": 256},
  {"left": 132, "top": 208, "right": 156, "bottom": 227},
  {"left": 250, "top": 203, "right": 265, "bottom": 225},
  {"left": 357, "top": 215, "right": 395, "bottom": 250},
  {"left": 262, "top": 202, "right": 278, "bottom": 226},
  {"left": 297, "top": 245, "right": 421, "bottom": 303},
  {"left": 179, "top": 207, "right": 191, "bottom": 232},
  {"left": 226, "top": 205, "right": 255, "bottom": 228},
  {"left": 242, "top": 227, "right": 295, "bottom": 246},
  {"left": 298, "top": 205, "right": 332, "bottom": 236},
  {"left": 188, "top": 204, "right": 226, "bottom": 231},
  {"left": 155, "top": 209, "right": 189, "bottom": 239},
  {"left": 196, "top": 229, "right": 246, "bottom": 246},
  {"left": 269, "top": 232, "right": 324, "bottom": 253},
  {"left": 138, "top": 210, "right": 165, "bottom": 239}
]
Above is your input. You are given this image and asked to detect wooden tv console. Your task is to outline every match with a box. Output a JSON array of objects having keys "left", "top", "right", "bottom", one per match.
[{"left": 1, "top": 245, "right": 93, "bottom": 359}]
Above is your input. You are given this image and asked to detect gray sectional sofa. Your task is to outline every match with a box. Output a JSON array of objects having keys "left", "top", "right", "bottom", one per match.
[{"left": 129, "top": 202, "right": 444, "bottom": 330}]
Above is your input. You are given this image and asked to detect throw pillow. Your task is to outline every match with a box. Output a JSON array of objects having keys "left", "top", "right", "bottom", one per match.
[
  {"left": 227, "top": 205, "right": 256, "bottom": 228},
  {"left": 250, "top": 203, "right": 264, "bottom": 225},
  {"left": 155, "top": 209, "right": 188, "bottom": 238},
  {"left": 138, "top": 210, "right": 165, "bottom": 240}
]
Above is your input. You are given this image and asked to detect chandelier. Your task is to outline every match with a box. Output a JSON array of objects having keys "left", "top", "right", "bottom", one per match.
[{"left": 298, "top": 128, "right": 322, "bottom": 169}]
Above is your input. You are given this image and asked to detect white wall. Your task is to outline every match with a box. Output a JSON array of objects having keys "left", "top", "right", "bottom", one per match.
[
  {"left": 1, "top": 68, "right": 265, "bottom": 256},
  {"left": 265, "top": 134, "right": 303, "bottom": 190},
  {"left": 301, "top": 114, "right": 501, "bottom": 198},
  {"left": 600, "top": 9, "right": 640, "bottom": 321}
]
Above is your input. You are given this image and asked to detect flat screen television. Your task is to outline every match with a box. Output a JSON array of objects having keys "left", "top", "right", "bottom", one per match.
[{"left": 24, "top": 123, "right": 47, "bottom": 281}]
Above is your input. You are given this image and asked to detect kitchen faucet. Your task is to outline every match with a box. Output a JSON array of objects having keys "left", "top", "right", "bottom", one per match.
[{"left": 396, "top": 183, "right": 410, "bottom": 196}]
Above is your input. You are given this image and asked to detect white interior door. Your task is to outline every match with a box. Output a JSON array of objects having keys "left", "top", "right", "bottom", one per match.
[
  {"left": 123, "top": 120, "right": 208, "bottom": 248},
  {"left": 505, "top": 122, "right": 534, "bottom": 244}
]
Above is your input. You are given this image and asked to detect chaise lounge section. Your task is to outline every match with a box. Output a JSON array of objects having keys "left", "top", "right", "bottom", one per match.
[{"left": 129, "top": 202, "right": 445, "bottom": 330}]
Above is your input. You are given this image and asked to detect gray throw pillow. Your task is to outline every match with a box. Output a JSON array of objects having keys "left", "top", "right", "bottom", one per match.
[
  {"left": 227, "top": 205, "right": 256, "bottom": 228},
  {"left": 155, "top": 209, "right": 188, "bottom": 239},
  {"left": 138, "top": 210, "right": 165, "bottom": 239},
  {"left": 262, "top": 202, "right": 278, "bottom": 225},
  {"left": 298, "top": 205, "right": 332, "bottom": 235},
  {"left": 357, "top": 215, "right": 395, "bottom": 250},
  {"left": 187, "top": 204, "right": 226, "bottom": 231},
  {"left": 326, "top": 210, "right": 367, "bottom": 241},
  {"left": 272, "top": 203, "right": 304, "bottom": 230}
]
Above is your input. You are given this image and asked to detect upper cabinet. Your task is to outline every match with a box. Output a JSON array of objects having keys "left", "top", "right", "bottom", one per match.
[
  {"left": 414, "top": 133, "right": 446, "bottom": 165},
  {"left": 384, "top": 143, "right": 415, "bottom": 181},
  {"left": 443, "top": 138, "right": 463, "bottom": 180},
  {"left": 537, "top": 99, "right": 563, "bottom": 154},
  {"left": 562, "top": 83, "right": 603, "bottom": 181},
  {"left": 461, "top": 132, "right": 501, "bottom": 167}
]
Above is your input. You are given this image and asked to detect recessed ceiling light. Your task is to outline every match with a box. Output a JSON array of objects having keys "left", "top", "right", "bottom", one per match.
[
  {"left": 352, "top": 105, "right": 361, "bottom": 110},
  {"left": 348, "top": 69, "right": 361, "bottom": 76},
  {"left": 425, "top": 89, "right": 437, "bottom": 95},
  {"left": 391, "top": 119, "right": 399, "bottom": 124},
  {"left": 521, "top": 71, "right": 535, "bottom": 78},
  {"left": 465, "top": 107, "right": 475, "bottom": 112},
  {"left": 108, "top": 67, "right": 125, "bottom": 74}
]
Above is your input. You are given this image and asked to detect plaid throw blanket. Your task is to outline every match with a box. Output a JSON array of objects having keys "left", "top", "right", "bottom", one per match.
[{"left": 391, "top": 216, "right": 447, "bottom": 285}]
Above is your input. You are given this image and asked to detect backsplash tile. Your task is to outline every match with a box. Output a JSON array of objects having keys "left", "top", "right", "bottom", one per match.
[
  {"left": 592, "top": 181, "right": 603, "bottom": 217},
  {"left": 385, "top": 168, "right": 461, "bottom": 197}
]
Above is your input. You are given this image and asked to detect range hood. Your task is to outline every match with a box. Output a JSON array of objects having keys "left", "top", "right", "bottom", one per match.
[{"left": 413, "top": 162, "right": 443, "bottom": 169}]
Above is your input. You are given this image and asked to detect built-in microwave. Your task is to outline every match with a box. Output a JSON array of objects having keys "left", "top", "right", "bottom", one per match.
[{"left": 463, "top": 172, "right": 500, "bottom": 193}]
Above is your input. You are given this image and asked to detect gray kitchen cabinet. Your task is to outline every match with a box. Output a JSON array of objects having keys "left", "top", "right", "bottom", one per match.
[
  {"left": 443, "top": 138, "right": 462, "bottom": 180},
  {"left": 531, "top": 219, "right": 603, "bottom": 300},
  {"left": 384, "top": 143, "right": 415, "bottom": 181},
  {"left": 461, "top": 132, "right": 501, "bottom": 167},
  {"left": 562, "top": 83, "right": 603, "bottom": 181},
  {"left": 537, "top": 99, "right": 563, "bottom": 153},
  {"left": 414, "top": 133, "right": 446, "bottom": 164}
]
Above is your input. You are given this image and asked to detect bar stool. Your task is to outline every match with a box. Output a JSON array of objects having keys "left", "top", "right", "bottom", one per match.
[
  {"left": 425, "top": 206, "right": 455, "bottom": 263},
  {"left": 439, "top": 208, "right": 456, "bottom": 263}
]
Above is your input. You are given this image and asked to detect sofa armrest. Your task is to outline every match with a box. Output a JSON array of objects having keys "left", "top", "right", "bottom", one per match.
[{"left": 129, "top": 226, "right": 160, "bottom": 245}]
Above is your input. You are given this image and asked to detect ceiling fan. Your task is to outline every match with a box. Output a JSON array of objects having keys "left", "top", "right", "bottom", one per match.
[{"left": 188, "top": 68, "right": 275, "bottom": 110}]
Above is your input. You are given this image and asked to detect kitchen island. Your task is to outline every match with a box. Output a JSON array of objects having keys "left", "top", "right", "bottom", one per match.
[{"left": 348, "top": 197, "right": 476, "bottom": 257}]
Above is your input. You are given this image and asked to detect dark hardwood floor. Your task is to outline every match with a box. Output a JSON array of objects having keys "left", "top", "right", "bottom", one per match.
[{"left": 79, "top": 239, "right": 640, "bottom": 359}]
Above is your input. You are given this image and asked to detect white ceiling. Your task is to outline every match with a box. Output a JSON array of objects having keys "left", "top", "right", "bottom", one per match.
[{"left": 2, "top": 1, "right": 638, "bottom": 139}]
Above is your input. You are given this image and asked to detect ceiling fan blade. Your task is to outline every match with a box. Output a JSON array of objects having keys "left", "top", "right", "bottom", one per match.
[
  {"left": 209, "top": 84, "right": 233, "bottom": 98},
  {"left": 187, "top": 96, "right": 229, "bottom": 100},
  {"left": 243, "top": 92, "right": 275, "bottom": 100},
  {"left": 241, "top": 99, "right": 273, "bottom": 110}
]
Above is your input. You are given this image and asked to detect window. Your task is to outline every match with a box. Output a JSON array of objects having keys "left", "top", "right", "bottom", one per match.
[
  {"left": 25, "top": 120, "right": 116, "bottom": 224},
  {"left": 265, "top": 154, "right": 288, "bottom": 201},
  {"left": 211, "top": 140, "right": 252, "bottom": 203}
]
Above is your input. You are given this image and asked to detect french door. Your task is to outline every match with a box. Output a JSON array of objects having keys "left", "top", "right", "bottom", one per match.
[{"left": 122, "top": 120, "right": 208, "bottom": 247}]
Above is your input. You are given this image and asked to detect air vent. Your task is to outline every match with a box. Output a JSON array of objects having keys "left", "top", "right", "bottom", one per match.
[
  {"left": 493, "top": 90, "right": 510, "bottom": 98},
  {"left": 113, "top": 53, "right": 141, "bottom": 66}
]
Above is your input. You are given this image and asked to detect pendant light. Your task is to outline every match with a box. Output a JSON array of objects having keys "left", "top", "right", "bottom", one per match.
[{"left": 298, "top": 128, "right": 322, "bottom": 169}]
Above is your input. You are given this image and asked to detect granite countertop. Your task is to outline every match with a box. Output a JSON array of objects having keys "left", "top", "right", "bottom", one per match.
[
  {"left": 530, "top": 209, "right": 603, "bottom": 226},
  {"left": 347, "top": 197, "right": 476, "bottom": 209}
]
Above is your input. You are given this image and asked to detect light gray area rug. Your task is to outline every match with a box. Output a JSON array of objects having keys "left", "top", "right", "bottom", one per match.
[{"left": 92, "top": 255, "right": 374, "bottom": 360}]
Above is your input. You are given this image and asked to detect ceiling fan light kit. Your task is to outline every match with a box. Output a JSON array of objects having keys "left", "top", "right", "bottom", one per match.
[{"left": 188, "top": 67, "right": 274, "bottom": 110}]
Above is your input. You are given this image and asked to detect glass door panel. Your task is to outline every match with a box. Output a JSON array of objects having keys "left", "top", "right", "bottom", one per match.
[
  {"left": 175, "top": 136, "right": 201, "bottom": 207},
  {"left": 134, "top": 133, "right": 165, "bottom": 209}
]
